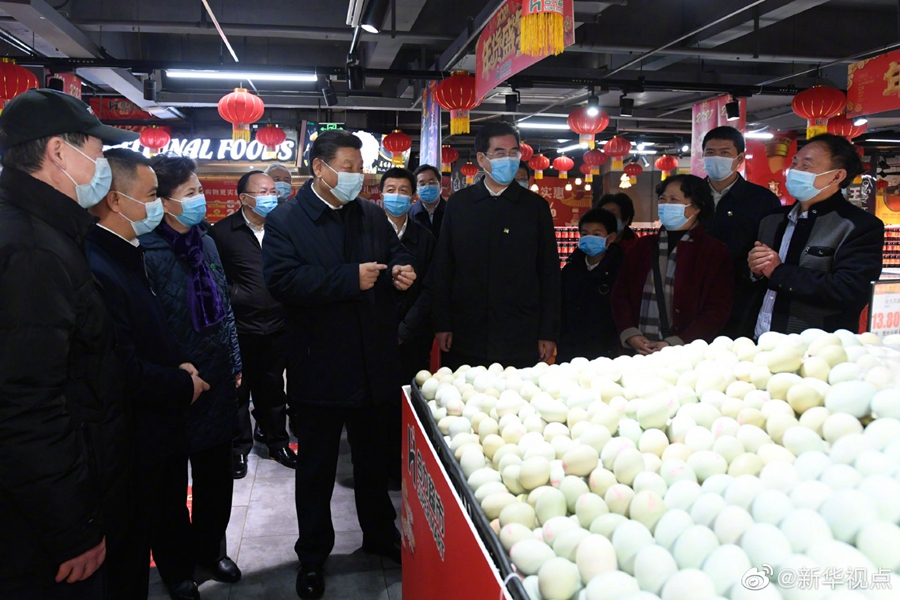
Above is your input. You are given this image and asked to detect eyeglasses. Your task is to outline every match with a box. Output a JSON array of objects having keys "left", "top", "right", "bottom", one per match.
[{"left": 484, "top": 150, "right": 522, "bottom": 160}]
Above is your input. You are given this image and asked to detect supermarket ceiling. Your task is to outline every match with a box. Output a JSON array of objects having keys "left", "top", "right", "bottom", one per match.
[{"left": 3, "top": 0, "right": 900, "bottom": 156}]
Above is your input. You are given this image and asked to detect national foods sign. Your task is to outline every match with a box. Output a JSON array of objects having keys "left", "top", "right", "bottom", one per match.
[{"left": 110, "top": 136, "right": 298, "bottom": 162}]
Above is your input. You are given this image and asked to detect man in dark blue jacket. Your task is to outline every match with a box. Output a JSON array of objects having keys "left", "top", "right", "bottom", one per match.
[
  {"left": 86, "top": 148, "right": 209, "bottom": 599},
  {"left": 263, "top": 130, "right": 416, "bottom": 599},
  {"left": 410, "top": 164, "right": 446, "bottom": 237}
]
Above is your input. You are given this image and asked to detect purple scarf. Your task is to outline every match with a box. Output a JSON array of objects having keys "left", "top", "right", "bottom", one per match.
[{"left": 158, "top": 221, "right": 226, "bottom": 332}]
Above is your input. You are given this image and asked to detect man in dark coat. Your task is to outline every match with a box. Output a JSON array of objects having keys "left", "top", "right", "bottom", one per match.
[
  {"left": 0, "top": 89, "right": 137, "bottom": 598},
  {"left": 262, "top": 130, "right": 417, "bottom": 600},
  {"left": 85, "top": 148, "right": 209, "bottom": 599},
  {"left": 431, "top": 122, "right": 561, "bottom": 370},
  {"left": 209, "top": 170, "right": 296, "bottom": 477},
  {"left": 749, "top": 133, "right": 884, "bottom": 335},
  {"left": 702, "top": 126, "right": 782, "bottom": 339},
  {"left": 410, "top": 164, "right": 446, "bottom": 237}
]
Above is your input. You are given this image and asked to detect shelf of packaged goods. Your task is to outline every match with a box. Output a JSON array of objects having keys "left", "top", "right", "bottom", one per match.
[{"left": 885, "top": 226, "right": 900, "bottom": 269}]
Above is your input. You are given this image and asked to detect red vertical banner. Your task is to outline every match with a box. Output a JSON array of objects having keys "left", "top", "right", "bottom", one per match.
[
  {"left": 691, "top": 95, "right": 747, "bottom": 177},
  {"left": 744, "top": 130, "right": 798, "bottom": 206},
  {"left": 199, "top": 179, "right": 241, "bottom": 223}
]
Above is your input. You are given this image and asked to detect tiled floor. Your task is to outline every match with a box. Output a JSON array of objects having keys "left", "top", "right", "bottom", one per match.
[{"left": 148, "top": 433, "right": 403, "bottom": 600}]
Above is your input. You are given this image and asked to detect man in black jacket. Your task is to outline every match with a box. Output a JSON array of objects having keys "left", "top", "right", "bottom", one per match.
[
  {"left": 209, "top": 170, "right": 297, "bottom": 478},
  {"left": 431, "top": 122, "right": 561, "bottom": 370},
  {"left": 750, "top": 133, "right": 884, "bottom": 335},
  {"left": 86, "top": 148, "right": 209, "bottom": 600},
  {"left": 410, "top": 164, "right": 446, "bottom": 237},
  {"left": 702, "top": 126, "right": 783, "bottom": 339},
  {"left": 0, "top": 89, "right": 137, "bottom": 597},
  {"left": 262, "top": 131, "right": 416, "bottom": 599}
]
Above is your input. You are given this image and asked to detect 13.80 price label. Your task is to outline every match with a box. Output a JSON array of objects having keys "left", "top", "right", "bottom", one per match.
[{"left": 869, "top": 280, "right": 900, "bottom": 338}]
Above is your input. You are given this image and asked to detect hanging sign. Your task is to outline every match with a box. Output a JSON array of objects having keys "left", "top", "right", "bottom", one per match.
[
  {"left": 420, "top": 81, "right": 442, "bottom": 169},
  {"left": 847, "top": 49, "right": 900, "bottom": 118},
  {"left": 109, "top": 137, "right": 297, "bottom": 163},
  {"left": 475, "top": 0, "right": 575, "bottom": 100}
]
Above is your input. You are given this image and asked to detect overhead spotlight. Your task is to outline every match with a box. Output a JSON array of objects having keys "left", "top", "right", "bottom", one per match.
[
  {"left": 854, "top": 117, "right": 868, "bottom": 126},
  {"left": 321, "top": 78, "right": 338, "bottom": 107},
  {"left": 360, "top": 0, "right": 389, "bottom": 33},
  {"left": 637, "top": 142, "right": 645, "bottom": 151},
  {"left": 682, "top": 144, "right": 690, "bottom": 153},
  {"left": 143, "top": 78, "right": 157, "bottom": 102},
  {"left": 640, "top": 155, "right": 650, "bottom": 167},
  {"left": 586, "top": 93, "right": 600, "bottom": 117},
  {"left": 620, "top": 94, "right": 634, "bottom": 117},
  {"left": 725, "top": 99, "right": 741, "bottom": 122},
  {"left": 506, "top": 92, "right": 520, "bottom": 113},
  {"left": 347, "top": 54, "right": 364, "bottom": 91}
]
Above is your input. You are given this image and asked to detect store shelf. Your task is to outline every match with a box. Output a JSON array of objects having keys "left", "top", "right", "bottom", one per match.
[{"left": 885, "top": 225, "right": 900, "bottom": 269}]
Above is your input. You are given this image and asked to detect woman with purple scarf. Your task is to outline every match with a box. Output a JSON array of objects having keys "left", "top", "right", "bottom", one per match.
[{"left": 139, "top": 154, "right": 242, "bottom": 600}]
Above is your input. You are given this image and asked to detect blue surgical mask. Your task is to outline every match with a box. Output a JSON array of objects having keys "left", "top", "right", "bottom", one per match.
[
  {"left": 274, "top": 181, "right": 292, "bottom": 201},
  {"left": 579, "top": 235, "right": 607, "bottom": 257},
  {"left": 517, "top": 179, "right": 529, "bottom": 189},
  {"left": 785, "top": 168, "right": 838, "bottom": 202},
  {"left": 703, "top": 155, "right": 737, "bottom": 181},
  {"left": 383, "top": 193, "right": 411, "bottom": 217},
  {"left": 168, "top": 193, "right": 207, "bottom": 227},
  {"left": 57, "top": 142, "right": 113, "bottom": 209},
  {"left": 487, "top": 156, "right": 519, "bottom": 186},
  {"left": 323, "top": 162, "right": 364, "bottom": 203},
  {"left": 250, "top": 194, "right": 278, "bottom": 218},
  {"left": 658, "top": 203, "right": 693, "bottom": 230},
  {"left": 118, "top": 192, "right": 164, "bottom": 237},
  {"left": 616, "top": 218, "right": 624, "bottom": 233},
  {"left": 418, "top": 184, "right": 441, "bottom": 204}
]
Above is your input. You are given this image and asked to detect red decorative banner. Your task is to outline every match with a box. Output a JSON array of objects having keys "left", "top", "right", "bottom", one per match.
[
  {"left": 199, "top": 179, "right": 241, "bottom": 224},
  {"left": 690, "top": 95, "right": 746, "bottom": 177},
  {"left": 744, "top": 130, "right": 798, "bottom": 206},
  {"left": 49, "top": 73, "right": 82, "bottom": 99},
  {"left": 532, "top": 176, "right": 593, "bottom": 227},
  {"left": 475, "top": 0, "right": 575, "bottom": 100},
  {"left": 847, "top": 49, "right": 900, "bottom": 117}
]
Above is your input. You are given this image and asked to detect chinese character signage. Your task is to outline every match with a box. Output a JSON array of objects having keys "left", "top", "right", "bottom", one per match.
[
  {"left": 199, "top": 179, "right": 241, "bottom": 223},
  {"left": 475, "top": 0, "right": 575, "bottom": 100},
  {"left": 532, "top": 176, "right": 592, "bottom": 227},
  {"left": 691, "top": 95, "right": 746, "bottom": 177},
  {"left": 420, "top": 81, "right": 442, "bottom": 169},
  {"left": 847, "top": 48, "right": 900, "bottom": 117},
  {"left": 870, "top": 281, "right": 900, "bottom": 338}
]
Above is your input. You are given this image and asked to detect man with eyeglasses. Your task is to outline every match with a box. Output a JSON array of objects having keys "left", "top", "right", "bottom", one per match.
[
  {"left": 431, "top": 121, "right": 561, "bottom": 370},
  {"left": 209, "top": 171, "right": 296, "bottom": 479}
]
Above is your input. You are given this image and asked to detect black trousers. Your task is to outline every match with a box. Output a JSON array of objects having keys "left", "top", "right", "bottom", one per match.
[
  {"left": 442, "top": 348, "right": 538, "bottom": 371},
  {"left": 293, "top": 405, "right": 398, "bottom": 566},
  {"left": 234, "top": 331, "right": 290, "bottom": 455},
  {"left": 153, "top": 442, "right": 233, "bottom": 587},
  {"left": 0, "top": 567, "right": 106, "bottom": 600},
  {"left": 383, "top": 336, "right": 432, "bottom": 479}
]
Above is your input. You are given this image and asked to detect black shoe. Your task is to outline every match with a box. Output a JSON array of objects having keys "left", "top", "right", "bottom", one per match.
[
  {"left": 200, "top": 556, "right": 241, "bottom": 583},
  {"left": 361, "top": 538, "right": 401, "bottom": 565},
  {"left": 296, "top": 563, "right": 325, "bottom": 599},
  {"left": 253, "top": 424, "right": 268, "bottom": 445},
  {"left": 232, "top": 453, "right": 248, "bottom": 479},
  {"left": 168, "top": 580, "right": 200, "bottom": 600},
  {"left": 270, "top": 445, "right": 298, "bottom": 469}
]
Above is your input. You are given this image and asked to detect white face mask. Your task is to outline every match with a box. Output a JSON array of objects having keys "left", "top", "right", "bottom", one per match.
[
  {"left": 321, "top": 162, "right": 364, "bottom": 203},
  {"left": 56, "top": 142, "right": 113, "bottom": 209}
]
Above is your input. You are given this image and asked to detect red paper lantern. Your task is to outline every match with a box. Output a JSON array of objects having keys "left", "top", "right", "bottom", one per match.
[
  {"left": 579, "top": 163, "right": 594, "bottom": 183},
  {"left": 256, "top": 125, "right": 287, "bottom": 153},
  {"left": 519, "top": 142, "right": 534, "bottom": 163},
  {"left": 624, "top": 162, "right": 643, "bottom": 184},
  {"left": 383, "top": 129, "right": 412, "bottom": 166},
  {"left": 529, "top": 154, "right": 551, "bottom": 180},
  {"left": 583, "top": 149, "right": 608, "bottom": 176},
  {"left": 655, "top": 155, "right": 679, "bottom": 181},
  {"left": 0, "top": 58, "right": 38, "bottom": 109},
  {"left": 877, "top": 178, "right": 890, "bottom": 190},
  {"left": 791, "top": 85, "right": 846, "bottom": 140},
  {"left": 568, "top": 106, "right": 610, "bottom": 149},
  {"left": 826, "top": 114, "right": 867, "bottom": 141},
  {"left": 139, "top": 126, "right": 171, "bottom": 156},
  {"left": 553, "top": 155, "right": 575, "bottom": 179},
  {"left": 434, "top": 71, "right": 481, "bottom": 135},
  {"left": 218, "top": 88, "right": 265, "bottom": 141},
  {"left": 441, "top": 145, "right": 459, "bottom": 173},
  {"left": 605, "top": 136, "right": 633, "bottom": 171},
  {"left": 460, "top": 162, "right": 480, "bottom": 185}
]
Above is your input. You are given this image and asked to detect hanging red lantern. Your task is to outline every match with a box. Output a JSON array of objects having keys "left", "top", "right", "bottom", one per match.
[
  {"left": 218, "top": 88, "right": 265, "bottom": 141},
  {"left": 826, "top": 113, "right": 867, "bottom": 141},
  {"left": 519, "top": 142, "right": 534, "bottom": 163},
  {"left": 383, "top": 129, "right": 412, "bottom": 166},
  {"left": 877, "top": 178, "right": 890, "bottom": 190},
  {"left": 0, "top": 58, "right": 38, "bottom": 111},
  {"left": 256, "top": 125, "right": 287, "bottom": 153},
  {"left": 624, "top": 162, "right": 643, "bottom": 184},
  {"left": 583, "top": 149, "right": 607, "bottom": 176},
  {"left": 139, "top": 125, "right": 171, "bottom": 156},
  {"left": 568, "top": 106, "right": 610, "bottom": 149},
  {"left": 553, "top": 155, "right": 575, "bottom": 179},
  {"left": 441, "top": 145, "right": 459, "bottom": 173},
  {"left": 791, "top": 85, "right": 846, "bottom": 140},
  {"left": 529, "top": 154, "right": 551, "bottom": 180},
  {"left": 434, "top": 71, "right": 481, "bottom": 135},
  {"left": 520, "top": 0, "right": 565, "bottom": 57},
  {"left": 460, "top": 162, "right": 480, "bottom": 185},
  {"left": 579, "top": 163, "right": 594, "bottom": 183},
  {"left": 604, "top": 136, "right": 633, "bottom": 171},
  {"left": 655, "top": 155, "right": 679, "bottom": 181}
]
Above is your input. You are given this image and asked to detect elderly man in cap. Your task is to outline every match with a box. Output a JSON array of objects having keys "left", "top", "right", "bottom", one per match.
[{"left": 0, "top": 89, "right": 137, "bottom": 598}]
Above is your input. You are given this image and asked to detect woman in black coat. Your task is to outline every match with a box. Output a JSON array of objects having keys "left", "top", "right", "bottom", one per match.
[{"left": 139, "top": 154, "right": 242, "bottom": 597}]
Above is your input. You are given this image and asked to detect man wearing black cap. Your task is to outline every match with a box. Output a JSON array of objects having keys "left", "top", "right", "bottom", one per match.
[{"left": 0, "top": 89, "right": 137, "bottom": 598}]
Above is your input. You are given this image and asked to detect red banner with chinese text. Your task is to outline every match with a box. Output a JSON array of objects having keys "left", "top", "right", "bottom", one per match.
[
  {"left": 475, "top": 0, "right": 575, "bottom": 100},
  {"left": 847, "top": 49, "right": 900, "bottom": 117},
  {"left": 532, "top": 177, "right": 593, "bottom": 227},
  {"left": 691, "top": 96, "right": 746, "bottom": 177},
  {"left": 199, "top": 179, "right": 241, "bottom": 223},
  {"left": 49, "top": 73, "right": 82, "bottom": 99},
  {"left": 744, "top": 130, "right": 797, "bottom": 206}
]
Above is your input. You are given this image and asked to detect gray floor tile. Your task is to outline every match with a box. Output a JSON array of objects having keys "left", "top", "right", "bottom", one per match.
[
  {"left": 231, "top": 455, "right": 259, "bottom": 507},
  {"left": 226, "top": 505, "right": 248, "bottom": 560},
  {"left": 386, "top": 569, "right": 402, "bottom": 600},
  {"left": 254, "top": 455, "right": 297, "bottom": 479},
  {"left": 243, "top": 478, "right": 298, "bottom": 538},
  {"left": 331, "top": 495, "right": 364, "bottom": 533}
]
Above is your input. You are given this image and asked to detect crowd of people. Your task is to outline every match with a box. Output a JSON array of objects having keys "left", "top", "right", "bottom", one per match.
[{"left": 0, "top": 89, "right": 886, "bottom": 600}]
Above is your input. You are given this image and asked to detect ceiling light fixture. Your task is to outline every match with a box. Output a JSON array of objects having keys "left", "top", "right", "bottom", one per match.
[
  {"left": 620, "top": 94, "right": 634, "bottom": 117},
  {"left": 558, "top": 143, "right": 588, "bottom": 152},
  {"left": 518, "top": 121, "right": 571, "bottom": 130},
  {"left": 321, "top": 78, "right": 338, "bottom": 107},
  {"left": 682, "top": 144, "right": 690, "bottom": 153},
  {"left": 863, "top": 139, "right": 900, "bottom": 144},
  {"left": 725, "top": 99, "right": 741, "bottom": 121},
  {"left": 853, "top": 117, "right": 868, "bottom": 127},
  {"left": 745, "top": 132, "right": 774, "bottom": 140},
  {"left": 166, "top": 69, "right": 318, "bottom": 82},
  {"left": 586, "top": 88, "right": 600, "bottom": 117},
  {"left": 360, "top": 0, "right": 389, "bottom": 33}
]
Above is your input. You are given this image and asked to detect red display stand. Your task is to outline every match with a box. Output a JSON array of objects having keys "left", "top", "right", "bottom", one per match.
[{"left": 401, "top": 387, "right": 518, "bottom": 599}]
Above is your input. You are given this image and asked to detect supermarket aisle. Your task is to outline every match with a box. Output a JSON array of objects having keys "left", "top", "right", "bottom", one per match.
[{"left": 148, "top": 432, "right": 403, "bottom": 600}]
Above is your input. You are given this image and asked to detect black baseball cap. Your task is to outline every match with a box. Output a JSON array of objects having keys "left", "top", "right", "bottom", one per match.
[{"left": 0, "top": 88, "right": 139, "bottom": 151}]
